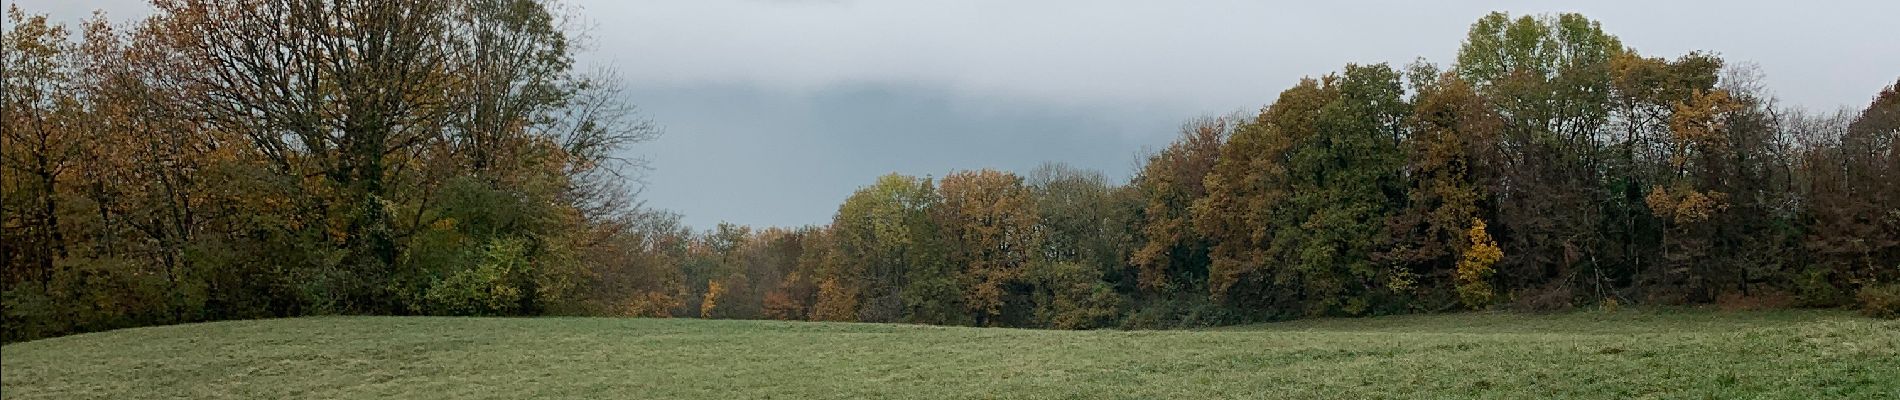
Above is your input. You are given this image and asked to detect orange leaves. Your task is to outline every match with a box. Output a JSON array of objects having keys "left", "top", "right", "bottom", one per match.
[
  {"left": 761, "top": 289, "right": 805, "bottom": 321},
  {"left": 937, "top": 169, "right": 1039, "bottom": 324}
]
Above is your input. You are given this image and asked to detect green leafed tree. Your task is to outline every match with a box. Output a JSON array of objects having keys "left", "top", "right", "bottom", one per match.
[
  {"left": 824, "top": 173, "right": 950, "bottom": 323},
  {"left": 1025, "top": 163, "right": 1130, "bottom": 329},
  {"left": 1454, "top": 12, "right": 1623, "bottom": 307}
]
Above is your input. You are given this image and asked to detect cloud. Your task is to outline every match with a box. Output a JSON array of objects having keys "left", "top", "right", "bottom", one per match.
[
  {"left": 630, "top": 81, "right": 1184, "bottom": 228},
  {"left": 13, "top": 0, "right": 1899, "bottom": 228},
  {"left": 580, "top": 0, "right": 1899, "bottom": 113},
  {"left": 18, "top": 0, "right": 1899, "bottom": 112},
  {"left": 8, "top": 0, "right": 151, "bottom": 22}
]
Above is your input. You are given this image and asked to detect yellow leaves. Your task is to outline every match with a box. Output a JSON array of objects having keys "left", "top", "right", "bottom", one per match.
[
  {"left": 4, "top": 5, "right": 71, "bottom": 63},
  {"left": 1386, "top": 268, "right": 1419, "bottom": 295},
  {"left": 1642, "top": 186, "right": 1672, "bottom": 218},
  {"left": 1645, "top": 185, "right": 1728, "bottom": 225},
  {"left": 1456, "top": 218, "right": 1503, "bottom": 309},
  {"left": 1666, "top": 89, "right": 1744, "bottom": 168},
  {"left": 430, "top": 217, "right": 459, "bottom": 231},
  {"left": 1608, "top": 51, "right": 1664, "bottom": 96},
  {"left": 700, "top": 280, "right": 725, "bottom": 319},
  {"left": 486, "top": 284, "right": 523, "bottom": 314},
  {"left": 811, "top": 278, "right": 859, "bottom": 322},
  {"left": 621, "top": 292, "right": 678, "bottom": 318}
]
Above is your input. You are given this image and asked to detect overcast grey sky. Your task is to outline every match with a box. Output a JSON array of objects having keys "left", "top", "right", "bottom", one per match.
[{"left": 13, "top": 0, "right": 1899, "bottom": 229}]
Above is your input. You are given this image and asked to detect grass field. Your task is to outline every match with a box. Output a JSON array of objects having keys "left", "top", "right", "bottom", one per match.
[{"left": 3, "top": 309, "right": 1895, "bottom": 399}]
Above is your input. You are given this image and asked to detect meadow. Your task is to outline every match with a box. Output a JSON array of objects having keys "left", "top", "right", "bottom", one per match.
[{"left": 3, "top": 309, "right": 1895, "bottom": 399}]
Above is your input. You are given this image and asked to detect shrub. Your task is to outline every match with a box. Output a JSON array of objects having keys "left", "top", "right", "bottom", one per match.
[
  {"left": 1029, "top": 261, "right": 1125, "bottom": 329},
  {"left": 1048, "top": 284, "right": 1125, "bottom": 329},
  {"left": 810, "top": 279, "right": 859, "bottom": 322},
  {"left": 621, "top": 292, "right": 680, "bottom": 318},
  {"left": 1119, "top": 297, "right": 1240, "bottom": 330},
  {"left": 1857, "top": 284, "right": 1900, "bottom": 319},
  {"left": 1714, "top": 290, "right": 1796, "bottom": 311},
  {"left": 3, "top": 257, "right": 178, "bottom": 343},
  {"left": 2, "top": 287, "right": 63, "bottom": 342},
  {"left": 423, "top": 238, "right": 532, "bottom": 316},
  {"left": 761, "top": 290, "right": 806, "bottom": 320},
  {"left": 1509, "top": 283, "right": 1575, "bottom": 312},
  {"left": 1794, "top": 265, "right": 1854, "bottom": 307}
]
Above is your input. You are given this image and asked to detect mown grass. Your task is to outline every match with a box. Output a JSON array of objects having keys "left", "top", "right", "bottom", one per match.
[{"left": 3, "top": 309, "right": 1895, "bottom": 399}]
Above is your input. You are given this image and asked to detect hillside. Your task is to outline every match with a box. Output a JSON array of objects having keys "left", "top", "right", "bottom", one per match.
[{"left": 3, "top": 310, "right": 1895, "bottom": 399}]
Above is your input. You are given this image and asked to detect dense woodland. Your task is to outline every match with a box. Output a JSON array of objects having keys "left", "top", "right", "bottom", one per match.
[{"left": 4, "top": 2, "right": 1897, "bottom": 341}]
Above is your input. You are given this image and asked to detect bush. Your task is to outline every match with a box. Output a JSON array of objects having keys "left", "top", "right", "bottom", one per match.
[
  {"left": 3, "top": 257, "right": 178, "bottom": 343},
  {"left": 1857, "top": 284, "right": 1900, "bottom": 319},
  {"left": 1046, "top": 284, "right": 1123, "bottom": 329},
  {"left": 422, "top": 238, "right": 532, "bottom": 316},
  {"left": 1029, "top": 261, "right": 1124, "bottom": 329},
  {"left": 3, "top": 286, "right": 64, "bottom": 342},
  {"left": 1795, "top": 265, "right": 1855, "bottom": 307},
  {"left": 621, "top": 292, "right": 681, "bottom": 318},
  {"left": 761, "top": 290, "right": 806, "bottom": 320},
  {"left": 1715, "top": 290, "right": 1796, "bottom": 311},
  {"left": 1509, "top": 283, "right": 1575, "bottom": 312},
  {"left": 810, "top": 279, "right": 859, "bottom": 322},
  {"left": 1119, "top": 297, "right": 1240, "bottom": 330}
]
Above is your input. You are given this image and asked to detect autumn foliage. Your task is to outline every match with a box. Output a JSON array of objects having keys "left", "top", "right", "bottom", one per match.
[
  {"left": 4, "top": 6, "right": 1898, "bottom": 342},
  {"left": 2, "top": 0, "right": 664, "bottom": 341}
]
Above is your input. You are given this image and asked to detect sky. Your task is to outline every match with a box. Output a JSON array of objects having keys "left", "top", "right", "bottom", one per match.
[{"left": 12, "top": 0, "right": 1900, "bottom": 229}]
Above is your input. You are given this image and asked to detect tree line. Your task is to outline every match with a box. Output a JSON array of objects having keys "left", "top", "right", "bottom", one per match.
[
  {"left": 4, "top": 6, "right": 1896, "bottom": 341},
  {"left": 588, "top": 12, "right": 1900, "bottom": 327},
  {"left": 2, "top": 0, "right": 656, "bottom": 341}
]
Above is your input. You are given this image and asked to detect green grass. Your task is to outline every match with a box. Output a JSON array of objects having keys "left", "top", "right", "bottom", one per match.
[{"left": 3, "top": 309, "right": 1895, "bottom": 399}]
